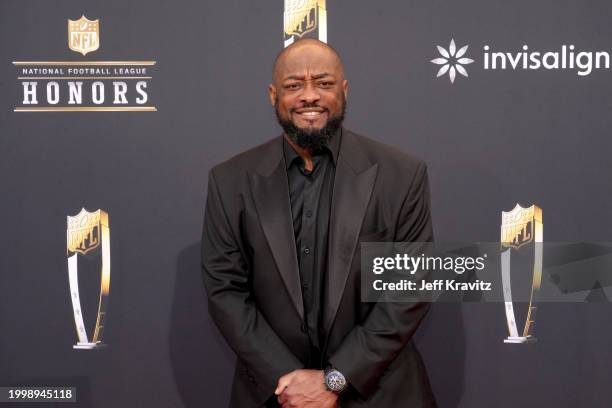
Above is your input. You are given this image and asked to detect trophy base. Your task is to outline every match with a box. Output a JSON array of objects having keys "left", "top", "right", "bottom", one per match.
[
  {"left": 73, "top": 342, "right": 106, "bottom": 350},
  {"left": 504, "top": 336, "right": 537, "bottom": 344}
]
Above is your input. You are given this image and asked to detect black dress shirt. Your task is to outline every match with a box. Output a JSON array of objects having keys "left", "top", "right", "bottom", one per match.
[{"left": 282, "top": 129, "right": 341, "bottom": 368}]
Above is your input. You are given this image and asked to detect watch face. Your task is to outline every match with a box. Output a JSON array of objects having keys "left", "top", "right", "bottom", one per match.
[{"left": 326, "top": 370, "right": 347, "bottom": 392}]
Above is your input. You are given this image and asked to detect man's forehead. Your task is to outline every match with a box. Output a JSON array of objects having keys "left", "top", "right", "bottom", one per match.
[{"left": 274, "top": 43, "right": 342, "bottom": 81}]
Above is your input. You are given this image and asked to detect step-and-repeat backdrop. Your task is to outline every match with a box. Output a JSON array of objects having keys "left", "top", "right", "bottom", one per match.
[{"left": 1, "top": 1, "right": 611, "bottom": 407}]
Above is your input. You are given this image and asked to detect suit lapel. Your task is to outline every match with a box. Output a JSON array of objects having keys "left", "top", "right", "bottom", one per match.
[
  {"left": 324, "top": 130, "right": 378, "bottom": 332},
  {"left": 249, "top": 137, "right": 304, "bottom": 320}
]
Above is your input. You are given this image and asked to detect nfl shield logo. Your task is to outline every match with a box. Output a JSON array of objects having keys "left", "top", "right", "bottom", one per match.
[
  {"left": 67, "top": 208, "right": 102, "bottom": 255},
  {"left": 284, "top": 0, "right": 319, "bottom": 38},
  {"left": 501, "top": 204, "right": 542, "bottom": 249},
  {"left": 68, "top": 15, "right": 100, "bottom": 55}
]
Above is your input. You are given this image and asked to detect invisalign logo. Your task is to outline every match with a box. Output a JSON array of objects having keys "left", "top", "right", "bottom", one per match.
[{"left": 432, "top": 39, "right": 612, "bottom": 83}]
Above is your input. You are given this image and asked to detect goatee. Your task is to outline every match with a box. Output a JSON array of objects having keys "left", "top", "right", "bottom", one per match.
[{"left": 275, "top": 98, "right": 346, "bottom": 152}]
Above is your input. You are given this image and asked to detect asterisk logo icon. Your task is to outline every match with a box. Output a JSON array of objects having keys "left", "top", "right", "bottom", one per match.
[{"left": 431, "top": 39, "right": 474, "bottom": 83}]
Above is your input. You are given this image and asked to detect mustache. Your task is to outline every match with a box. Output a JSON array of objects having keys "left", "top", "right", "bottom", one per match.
[{"left": 291, "top": 103, "right": 328, "bottom": 111}]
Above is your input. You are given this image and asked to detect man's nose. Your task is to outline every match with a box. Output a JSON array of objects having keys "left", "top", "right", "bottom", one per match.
[{"left": 299, "top": 81, "right": 320, "bottom": 104}]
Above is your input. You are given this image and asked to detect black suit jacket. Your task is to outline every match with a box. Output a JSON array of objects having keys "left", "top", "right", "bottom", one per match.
[{"left": 201, "top": 129, "right": 437, "bottom": 407}]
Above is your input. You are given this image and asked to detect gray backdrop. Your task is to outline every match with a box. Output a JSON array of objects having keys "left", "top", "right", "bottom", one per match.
[{"left": 1, "top": 0, "right": 611, "bottom": 407}]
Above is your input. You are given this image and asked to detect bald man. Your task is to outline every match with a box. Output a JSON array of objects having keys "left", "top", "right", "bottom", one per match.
[{"left": 201, "top": 39, "right": 437, "bottom": 408}]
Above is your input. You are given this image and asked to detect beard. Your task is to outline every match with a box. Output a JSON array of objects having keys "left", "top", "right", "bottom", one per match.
[{"left": 275, "top": 96, "right": 346, "bottom": 151}]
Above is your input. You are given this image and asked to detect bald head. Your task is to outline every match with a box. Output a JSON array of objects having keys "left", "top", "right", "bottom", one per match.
[
  {"left": 268, "top": 38, "right": 348, "bottom": 147},
  {"left": 272, "top": 39, "right": 344, "bottom": 85}
]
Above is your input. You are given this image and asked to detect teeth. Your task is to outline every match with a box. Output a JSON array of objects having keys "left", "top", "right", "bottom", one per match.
[{"left": 298, "top": 111, "right": 323, "bottom": 116}]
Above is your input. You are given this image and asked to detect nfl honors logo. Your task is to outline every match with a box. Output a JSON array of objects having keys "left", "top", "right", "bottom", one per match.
[
  {"left": 14, "top": 14, "right": 157, "bottom": 112},
  {"left": 68, "top": 15, "right": 99, "bottom": 55}
]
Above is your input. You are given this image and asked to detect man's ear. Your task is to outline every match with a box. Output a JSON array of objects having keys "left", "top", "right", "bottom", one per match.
[
  {"left": 268, "top": 84, "right": 277, "bottom": 107},
  {"left": 342, "top": 79, "right": 349, "bottom": 99}
]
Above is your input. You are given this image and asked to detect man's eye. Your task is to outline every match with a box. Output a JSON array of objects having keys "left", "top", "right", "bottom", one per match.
[
  {"left": 285, "top": 83, "right": 301, "bottom": 90},
  {"left": 319, "top": 81, "right": 334, "bottom": 88}
]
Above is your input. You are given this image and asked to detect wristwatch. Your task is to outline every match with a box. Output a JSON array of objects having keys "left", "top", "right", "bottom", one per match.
[{"left": 324, "top": 365, "right": 347, "bottom": 394}]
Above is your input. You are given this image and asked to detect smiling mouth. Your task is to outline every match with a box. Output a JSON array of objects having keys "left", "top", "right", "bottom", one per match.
[{"left": 293, "top": 109, "right": 327, "bottom": 119}]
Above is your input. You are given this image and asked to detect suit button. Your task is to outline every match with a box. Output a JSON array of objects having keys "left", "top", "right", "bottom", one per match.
[
  {"left": 304, "top": 247, "right": 310, "bottom": 255},
  {"left": 300, "top": 323, "right": 308, "bottom": 333},
  {"left": 248, "top": 376, "right": 256, "bottom": 383},
  {"left": 305, "top": 210, "right": 313, "bottom": 217}
]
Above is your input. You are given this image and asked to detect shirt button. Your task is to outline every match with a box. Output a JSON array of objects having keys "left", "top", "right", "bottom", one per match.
[
  {"left": 304, "top": 247, "right": 310, "bottom": 255},
  {"left": 300, "top": 323, "right": 308, "bottom": 333},
  {"left": 305, "top": 210, "right": 313, "bottom": 217}
]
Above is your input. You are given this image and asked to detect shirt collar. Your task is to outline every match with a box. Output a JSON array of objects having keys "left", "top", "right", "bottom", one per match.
[{"left": 282, "top": 127, "right": 342, "bottom": 170}]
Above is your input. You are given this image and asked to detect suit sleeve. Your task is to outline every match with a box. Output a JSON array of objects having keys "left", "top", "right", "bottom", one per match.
[
  {"left": 201, "top": 169, "right": 303, "bottom": 403},
  {"left": 328, "top": 161, "right": 434, "bottom": 400}
]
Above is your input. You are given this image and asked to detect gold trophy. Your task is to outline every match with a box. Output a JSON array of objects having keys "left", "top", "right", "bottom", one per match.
[
  {"left": 500, "top": 204, "right": 543, "bottom": 343},
  {"left": 284, "top": 0, "right": 327, "bottom": 47},
  {"left": 66, "top": 208, "right": 110, "bottom": 349}
]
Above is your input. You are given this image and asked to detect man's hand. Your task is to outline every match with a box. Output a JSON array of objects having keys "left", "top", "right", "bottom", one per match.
[{"left": 274, "top": 369, "right": 338, "bottom": 408}]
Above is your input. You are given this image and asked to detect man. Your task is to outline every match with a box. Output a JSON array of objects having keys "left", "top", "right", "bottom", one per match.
[{"left": 201, "top": 39, "right": 436, "bottom": 407}]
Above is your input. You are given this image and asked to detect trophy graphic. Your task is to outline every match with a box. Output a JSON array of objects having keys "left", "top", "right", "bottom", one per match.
[
  {"left": 67, "top": 208, "right": 110, "bottom": 349},
  {"left": 500, "top": 204, "right": 543, "bottom": 343},
  {"left": 284, "top": 0, "right": 327, "bottom": 47}
]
